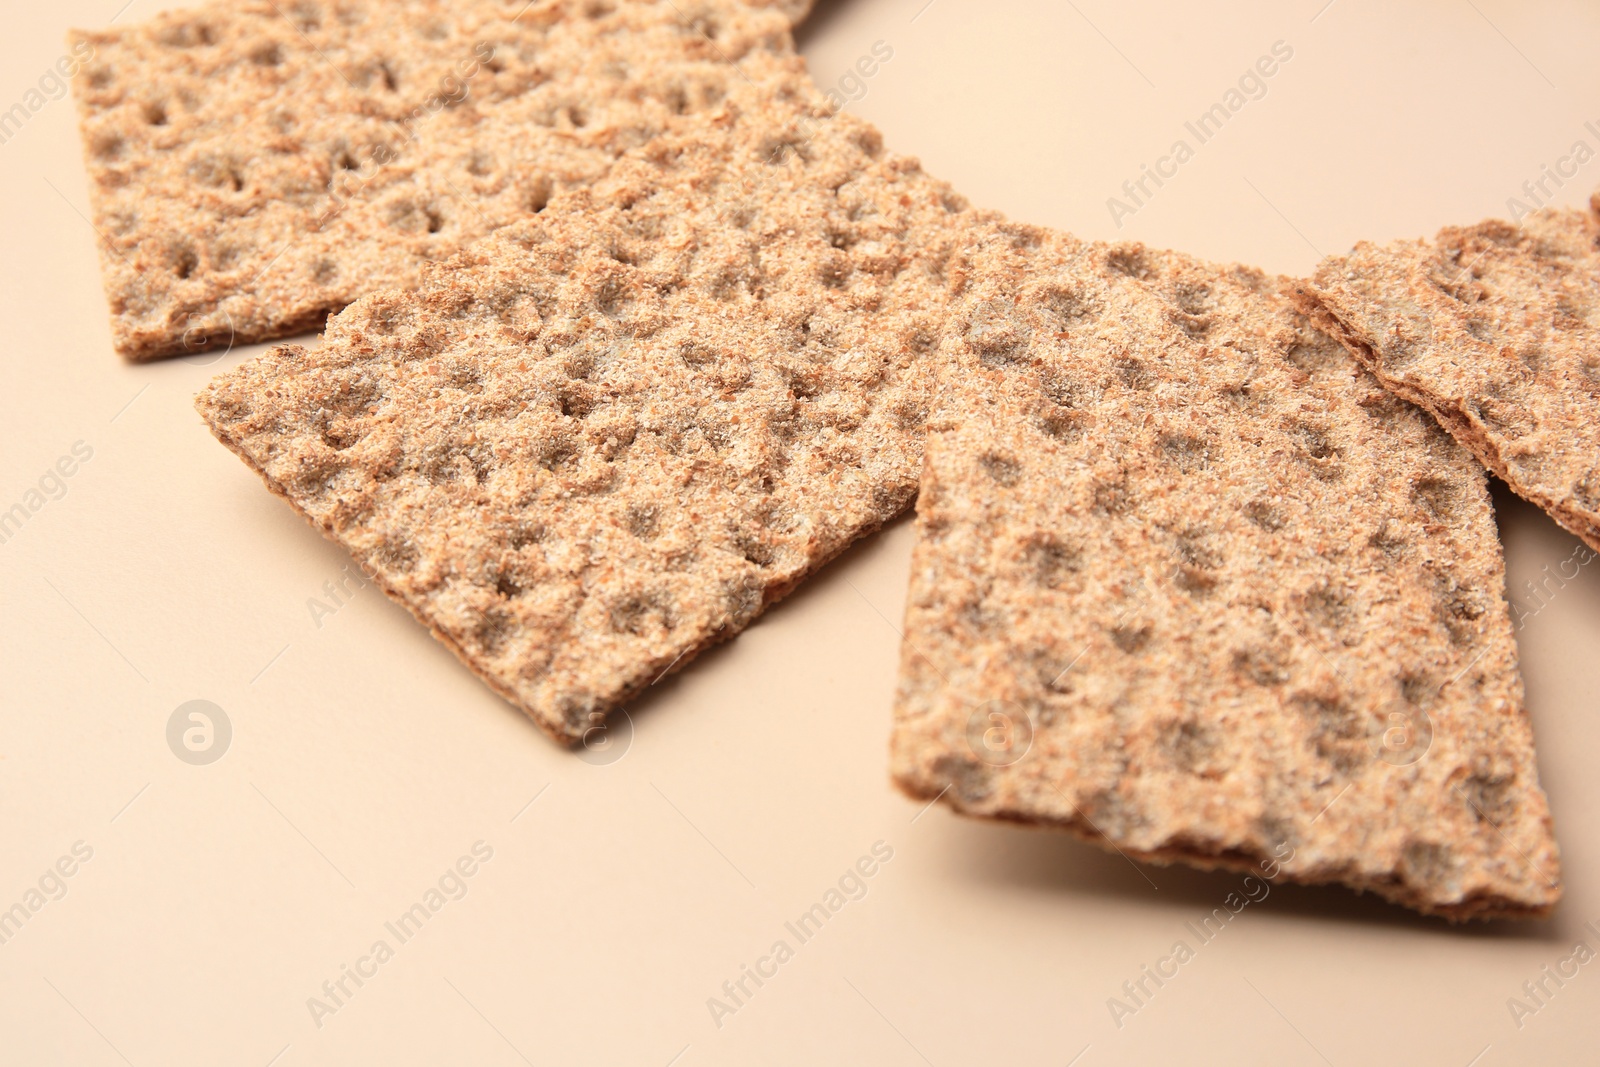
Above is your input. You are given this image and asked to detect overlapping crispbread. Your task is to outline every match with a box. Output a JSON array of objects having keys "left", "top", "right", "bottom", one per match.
[
  {"left": 891, "top": 223, "right": 1561, "bottom": 919},
  {"left": 197, "top": 97, "right": 977, "bottom": 743},
  {"left": 70, "top": 0, "right": 805, "bottom": 361},
  {"left": 1297, "top": 196, "right": 1600, "bottom": 553}
]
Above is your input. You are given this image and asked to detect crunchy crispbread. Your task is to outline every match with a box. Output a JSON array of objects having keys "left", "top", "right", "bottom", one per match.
[
  {"left": 1297, "top": 196, "right": 1600, "bottom": 554},
  {"left": 197, "top": 98, "right": 977, "bottom": 744},
  {"left": 891, "top": 223, "right": 1561, "bottom": 919},
  {"left": 70, "top": 0, "right": 803, "bottom": 361}
]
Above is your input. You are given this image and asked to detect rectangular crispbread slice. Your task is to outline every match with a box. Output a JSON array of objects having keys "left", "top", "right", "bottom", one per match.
[
  {"left": 197, "top": 95, "right": 978, "bottom": 744},
  {"left": 1296, "top": 195, "right": 1600, "bottom": 553},
  {"left": 70, "top": 0, "right": 804, "bottom": 361},
  {"left": 891, "top": 222, "right": 1561, "bottom": 920}
]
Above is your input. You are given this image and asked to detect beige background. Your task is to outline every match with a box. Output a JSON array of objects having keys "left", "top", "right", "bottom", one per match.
[{"left": 3, "top": 0, "right": 1599, "bottom": 1063}]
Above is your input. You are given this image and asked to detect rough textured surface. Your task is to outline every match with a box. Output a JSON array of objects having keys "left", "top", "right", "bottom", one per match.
[
  {"left": 70, "top": 0, "right": 806, "bottom": 361},
  {"left": 1298, "top": 196, "right": 1600, "bottom": 554},
  {"left": 197, "top": 99, "right": 976, "bottom": 744},
  {"left": 891, "top": 223, "right": 1561, "bottom": 920}
]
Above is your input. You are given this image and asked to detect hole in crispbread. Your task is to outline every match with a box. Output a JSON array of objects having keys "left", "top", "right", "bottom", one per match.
[
  {"left": 1032, "top": 403, "right": 1082, "bottom": 441},
  {"left": 1411, "top": 476, "right": 1458, "bottom": 522},
  {"left": 1092, "top": 478, "right": 1130, "bottom": 515},
  {"left": 1458, "top": 770, "right": 1517, "bottom": 824},
  {"left": 1367, "top": 519, "right": 1407, "bottom": 556},
  {"left": 609, "top": 592, "right": 676, "bottom": 636},
  {"left": 1301, "top": 584, "right": 1354, "bottom": 637},
  {"left": 1037, "top": 285, "right": 1096, "bottom": 328},
  {"left": 287, "top": 1, "right": 323, "bottom": 32},
  {"left": 172, "top": 245, "right": 199, "bottom": 280},
  {"left": 1160, "top": 720, "right": 1229, "bottom": 777},
  {"left": 91, "top": 131, "right": 124, "bottom": 160},
  {"left": 1114, "top": 357, "right": 1152, "bottom": 390},
  {"left": 965, "top": 297, "right": 1031, "bottom": 366},
  {"left": 1111, "top": 624, "right": 1152, "bottom": 654},
  {"left": 1158, "top": 433, "right": 1208, "bottom": 471},
  {"left": 735, "top": 534, "right": 775, "bottom": 568},
  {"left": 472, "top": 606, "right": 515, "bottom": 654},
  {"left": 1294, "top": 694, "right": 1368, "bottom": 775},
  {"left": 624, "top": 505, "right": 659, "bottom": 540},
  {"left": 1400, "top": 840, "right": 1456, "bottom": 887},
  {"left": 1021, "top": 536, "right": 1079, "bottom": 589},
  {"left": 978, "top": 452, "right": 1021, "bottom": 487},
  {"left": 1427, "top": 569, "right": 1487, "bottom": 646},
  {"left": 508, "top": 523, "right": 546, "bottom": 550},
  {"left": 1169, "top": 309, "right": 1210, "bottom": 339},
  {"left": 527, "top": 176, "right": 552, "bottom": 213},
  {"left": 1105, "top": 245, "right": 1153, "bottom": 281},
  {"left": 157, "top": 22, "right": 217, "bottom": 47},
  {"left": 1289, "top": 420, "right": 1343, "bottom": 480},
  {"left": 1233, "top": 644, "right": 1287, "bottom": 686},
  {"left": 1174, "top": 528, "right": 1223, "bottom": 570},
  {"left": 1244, "top": 499, "right": 1286, "bottom": 532},
  {"left": 930, "top": 754, "right": 992, "bottom": 805}
]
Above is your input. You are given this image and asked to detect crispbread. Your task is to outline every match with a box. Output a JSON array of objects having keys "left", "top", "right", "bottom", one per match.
[
  {"left": 1297, "top": 196, "right": 1600, "bottom": 554},
  {"left": 197, "top": 97, "right": 977, "bottom": 744},
  {"left": 891, "top": 223, "right": 1561, "bottom": 919},
  {"left": 70, "top": 0, "right": 802, "bottom": 361}
]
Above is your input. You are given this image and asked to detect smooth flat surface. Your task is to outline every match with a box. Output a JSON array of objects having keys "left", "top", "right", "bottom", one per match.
[{"left": 3, "top": 1, "right": 1599, "bottom": 1064}]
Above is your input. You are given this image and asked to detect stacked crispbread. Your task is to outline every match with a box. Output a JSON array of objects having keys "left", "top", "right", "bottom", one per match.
[
  {"left": 70, "top": 0, "right": 1582, "bottom": 920},
  {"left": 196, "top": 88, "right": 978, "bottom": 743},
  {"left": 70, "top": 0, "right": 806, "bottom": 360}
]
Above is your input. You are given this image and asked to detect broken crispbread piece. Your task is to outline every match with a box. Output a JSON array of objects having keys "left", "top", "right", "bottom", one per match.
[
  {"left": 70, "top": 0, "right": 801, "bottom": 361},
  {"left": 197, "top": 98, "right": 977, "bottom": 744},
  {"left": 891, "top": 223, "right": 1561, "bottom": 920},
  {"left": 1297, "top": 196, "right": 1600, "bottom": 553}
]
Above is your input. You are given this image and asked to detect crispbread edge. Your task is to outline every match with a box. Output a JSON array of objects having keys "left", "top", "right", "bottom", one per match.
[{"left": 890, "top": 771, "right": 1552, "bottom": 922}]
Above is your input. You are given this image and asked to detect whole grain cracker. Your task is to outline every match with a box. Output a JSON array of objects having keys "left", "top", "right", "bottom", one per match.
[
  {"left": 71, "top": 0, "right": 803, "bottom": 361},
  {"left": 197, "top": 97, "right": 977, "bottom": 744},
  {"left": 1297, "top": 195, "right": 1600, "bottom": 553},
  {"left": 891, "top": 222, "right": 1560, "bottom": 920}
]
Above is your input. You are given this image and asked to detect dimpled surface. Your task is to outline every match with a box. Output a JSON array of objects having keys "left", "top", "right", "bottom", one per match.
[
  {"left": 891, "top": 222, "right": 1561, "bottom": 920},
  {"left": 197, "top": 97, "right": 977, "bottom": 743},
  {"left": 1299, "top": 195, "right": 1600, "bottom": 554},
  {"left": 70, "top": 0, "right": 804, "bottom": 360}
]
